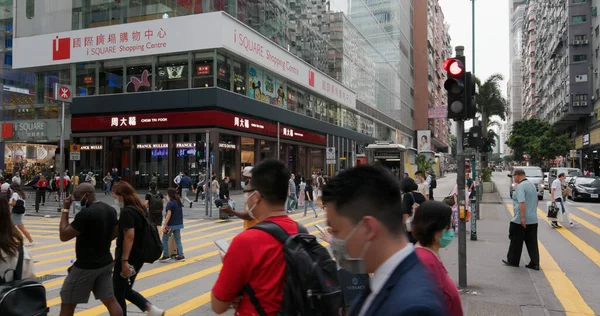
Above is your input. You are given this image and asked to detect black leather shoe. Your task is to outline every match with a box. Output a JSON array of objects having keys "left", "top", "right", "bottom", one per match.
[
  {"left": 502, "top": 259, "right": 519, "bottom": 267},
  {"left": 526, "top": 264, "right": 540, "bottom": 271}
]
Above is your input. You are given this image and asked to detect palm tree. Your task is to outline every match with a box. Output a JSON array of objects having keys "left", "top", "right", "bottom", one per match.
[{"left": 475, "top": 73, "right": 508, "bottom": 169}]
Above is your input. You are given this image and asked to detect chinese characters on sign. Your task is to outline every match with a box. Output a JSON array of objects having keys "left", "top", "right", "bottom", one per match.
[
  {"left": 71, "top": 28, "right": 168, "bottom": 58},
  {"left": 111, "top": 116, "right": 168, "bottom": 127},
  {"left": 282, "top": 127, "right": 304, "bottom": 138},
  {"left": 234, "top": 117, "right": 250, "bottom": 129},
  {"left": 14, "top": 122, "right": 47, "bottom": 139},
  {"left": 583, "top": 133, "right": 590, "bottom": 146}
]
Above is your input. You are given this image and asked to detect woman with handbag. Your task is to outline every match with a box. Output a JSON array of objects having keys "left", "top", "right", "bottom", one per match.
[
  {"left": 0, "top": 192, "right": 35, "bottom": 280},
  {"left": 9, "top": 184, "right": 34, "bottom": 247}
]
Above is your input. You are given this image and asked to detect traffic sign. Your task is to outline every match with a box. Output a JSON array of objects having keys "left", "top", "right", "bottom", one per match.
[
  {"left": 326, "top": 159, "right": 336, "bottom": 165},
  {"left": 70, "top": 152, "right": 80, "bottom": 161},
  {"left": 71, "top": 144, "right": 81, "bottom": 152},
  {"left": 326, "top": 147, "right": 335, "bottom": 160},
  {"left": 54, "top": 83, "right": 73, "bottom": 103}
]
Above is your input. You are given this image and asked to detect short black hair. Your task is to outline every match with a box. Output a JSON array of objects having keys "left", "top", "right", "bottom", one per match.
[
  {"left": 401, "top": 177, "right": 418, "bottom": 193},
  {"left": 149, "top": 182, "right": 157, "bottom": 190},
  {"left": 558, "top": 173, "right": 566, "bottom": 178},
  {"left": 251, "top": 159, "right": 289, "bottom": 205},
  {"left": 414, "top": 171, "right": 423, "bottom": 176},
  {"left": 411, "top": 201, "right": 452, "bottom": 247},
  {"left": 322, "top": 165, "right": 404, "bottom": 235}
]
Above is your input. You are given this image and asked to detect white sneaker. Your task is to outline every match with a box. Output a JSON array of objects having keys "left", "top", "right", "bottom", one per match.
[
  {"left": 570, "top": 222, "right": 579, "bottom": 228},
  {"left": 24, "top": 242, "right": 35, "bottom": 247},
  {"left": 147, "top": 305, "right": 164, "bottom": 316}
]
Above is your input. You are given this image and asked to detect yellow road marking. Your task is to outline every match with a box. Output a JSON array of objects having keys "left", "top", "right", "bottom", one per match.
[
  {"left": 577, "top": 207, "right": 600, "bottom": 220},
  {"left": 569, "top": 214, "right": 600, "bottom": 236},
  {"left": 28, "top": 229, "right": 59, "bottom": 233},
  {"left": 29, "top": 235, "right": 59, "bottom": 240},
  {"left": 506, "top": 205, "right": 595, "bottom": 315},
  {"left": 166, "top": 230, "right": 329, "bottom": 315},
  {"left": 29, "top": 241, "right": 74, "bottom": 252}
]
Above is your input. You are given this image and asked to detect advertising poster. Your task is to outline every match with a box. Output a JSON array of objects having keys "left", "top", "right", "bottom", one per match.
[
  {"left": 417, "top": 130, "right": 431, "bottom": 152},
  {"left": 248, "top": 64, "right": 286, "bottom": 107}
]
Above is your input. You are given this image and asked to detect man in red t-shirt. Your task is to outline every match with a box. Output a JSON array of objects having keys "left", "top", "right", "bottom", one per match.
[{"left": 211, "top": 160, "right": 298, "bottom": 315}]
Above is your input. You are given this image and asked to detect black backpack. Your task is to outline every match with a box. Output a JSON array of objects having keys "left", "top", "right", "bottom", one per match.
[
  {"left": 147, "top": 192, "right": 163, "bottom": 214},
  {"left": 129, "top": 207, "right": 163, "bottom": 263},
  {"left": 246, "top": 221, "right": 343, "bottom": 316},
  {"left": 0, "top": 246, "right": 48, "bottom": 316},
  {"left": 431, "top": 177, "right": 437, "bottom": 189}
]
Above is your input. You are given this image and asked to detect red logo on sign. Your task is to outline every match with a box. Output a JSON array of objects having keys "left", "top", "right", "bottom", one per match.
[
  {"left": 1, "top": 123, "right": 13, "bottom": 138},
  {"left": 59, "top": 87, "right": 71, "bottom": 100},
  {"left": 52, "top": 36, "right": 71, "bottom": 61},
  {"left": 308, "top": 69, "right": 315, "bottom": 87}
]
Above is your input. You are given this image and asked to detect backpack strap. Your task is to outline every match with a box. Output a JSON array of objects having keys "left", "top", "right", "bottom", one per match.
[
  {"left": 244, "top": 220, "right": 306, "bottom": 316},
  {"left": 15, "top": 244, "right": 24, "bottom": 281}
]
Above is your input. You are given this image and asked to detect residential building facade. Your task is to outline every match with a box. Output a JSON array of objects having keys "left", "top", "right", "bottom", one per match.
[
  {"left": 413, "top": 0, "right": 452, "bottom": 152},
  {"left": 508, "top": 0, "right": 526, "bottom": 125}
]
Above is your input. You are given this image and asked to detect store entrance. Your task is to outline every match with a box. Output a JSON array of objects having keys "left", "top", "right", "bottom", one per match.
[{"left": 107, "top": 136, "right": 131, "bottom": 183}]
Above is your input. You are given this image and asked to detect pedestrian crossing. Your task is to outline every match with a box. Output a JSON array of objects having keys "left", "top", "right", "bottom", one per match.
[
  {"left": 505, "top": 204, "right": 600, "bottom": 315},
  {"left": 23, "top": 211, "right": 328, "bottom": 315}
]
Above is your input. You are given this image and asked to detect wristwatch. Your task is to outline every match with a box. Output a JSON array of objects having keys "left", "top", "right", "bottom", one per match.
[{"left": 61, "top": 208, "right": 70, "bottom": 213}]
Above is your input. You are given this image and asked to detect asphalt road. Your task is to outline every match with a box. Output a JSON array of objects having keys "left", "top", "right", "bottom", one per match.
[{"left": 493, "top": 171, "right": 600, "bottom": 315}]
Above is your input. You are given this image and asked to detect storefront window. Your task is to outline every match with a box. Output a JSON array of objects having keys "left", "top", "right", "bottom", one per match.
[
  {"left": 219, "top": 134, "right": 238, "bottom": 187},
  {"left": 36, "top": 70, "right": 68, "bottom": 104},
  {"left": 5, "top": 143, "right": 56, "bottom": 182},
  {"left": 307, "top": 94, "right": 315, "bottom": 118},
  {"left": 76, "top": 62, "right": 97, "bottom": 96},
  {"left": 299, "top": 146, "right": 307, "bottom": 177},
  {"left": 156, "top": 54, "right": 189, "bottom": 91},
  {"left": 287, "top": 85, "right": 297, "bottom": 112},
  {"left": 233, "top": 60, "right": 247, "bottom": 95},
  {"left": 288, "top": 144, "right": 299, "bottom": 173},
  {"left": 241, "top": 137, "right": 255, "bottom": 168},
  {"left": 314, "top": 96, "right": 326, "bottom": 121},
  {"left": 173, "top": 133, "right": 206, "bottom": 180},
  {"left": 343, "top": 109, "right": 359, "bottom": 131},
  {"left": 99, "top": 60, "right": 124, "bottom": 94},
  {"left": 328, "top": 103, "right": 339, "bottom": 125},
  {"left": 126, "top": 57, "right": 153, "bottom": 93},
  {"left": 310, "top": 148, "right": 324, "bottom": 174},
  {"left": 216, "top": 54, "right": 231, "bottom": 90},
  {"left": 134, "top": 135, "right": 169, "bottom": 189},
  {"left": 260, "top": 140, "right": 276, "bottom": 161},
  {"left": 193, "top": 52, "right": 213, "bottom": 88},
  {"left": 76, "top": 137, "right": 104, "bottom": 183},
  {"left": 297, "top": 88, "right": 307, "bottom": 115}
]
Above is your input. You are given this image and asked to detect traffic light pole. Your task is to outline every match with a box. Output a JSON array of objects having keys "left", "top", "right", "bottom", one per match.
[{"left": 455, "top": 46, "right": 468, "bottom": 288}]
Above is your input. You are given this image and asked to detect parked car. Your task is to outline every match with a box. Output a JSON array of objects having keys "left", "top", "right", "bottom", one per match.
[
  {"left": 508, "top": 166, "right": 545, "bottom": 200},
  {"left": 543, "top": 172, "right": 549, "bottom": 190},
  {"left": 567, "top": 176, "right": 600, "bottom": 202}
]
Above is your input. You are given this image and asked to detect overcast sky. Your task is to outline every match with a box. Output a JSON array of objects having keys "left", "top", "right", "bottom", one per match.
[{"left": 439, "top": 0, "right": 510, "bottom": 96}]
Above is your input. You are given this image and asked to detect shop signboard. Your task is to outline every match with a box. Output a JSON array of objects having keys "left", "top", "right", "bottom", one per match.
[
  {"left": 71, "top": 110, "right": 327, "bottom": 145},
  {"left": 3, "top": 119, "right": 66, "bottom": 142},
  {"left": 583, "top": 133, "right": 590, "bottom": 146},
  {"left": 13, "top": 12, "right": 356, "bottom": 111}
]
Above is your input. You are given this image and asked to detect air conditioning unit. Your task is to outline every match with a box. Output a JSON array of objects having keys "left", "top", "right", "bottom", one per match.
[
  {"left": 581, "top": 101, "right": 588, "bottom": 106},
  {"left": 583, "top": 40, "right": 589, "bottom": 44},
  {"left": 573, "top": 101, "right": 580, "bottom": 106},
  {"left": 574, "top": 40, "right": 581, "bottom": 45}
]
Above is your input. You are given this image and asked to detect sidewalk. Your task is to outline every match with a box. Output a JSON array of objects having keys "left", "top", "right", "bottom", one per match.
[
  {"left": 440, "top": 191, "right": 548, "bottom": 316},
  {"left": 24, "top": 189, "right": 246, "bottom": 220}
]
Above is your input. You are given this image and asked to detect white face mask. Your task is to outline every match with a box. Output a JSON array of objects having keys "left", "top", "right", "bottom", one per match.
[
  {"left": 329, "top": 221, "right": 371, "bottom": 274},
  {"left": 244, "top": 191, "right": 258, "bottom": 219}
]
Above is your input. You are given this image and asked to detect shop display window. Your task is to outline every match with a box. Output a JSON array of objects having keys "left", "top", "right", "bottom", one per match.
[
  {"left": 218, "top": 134, "right": 237, "bottom": 186},
  {"left": 99, "top": 60, "right": 124, "bottom": 94},
  {"left": 134, "top": 134, "right": 169, "bottom": 189},
  {"left": 75, "top": 137, "right": 104, "bottom": 182},
  {"left": 125, "top": 57, "right": 153, "bottom": 93},
  {"left": 241, "top": 137, "right": 255, "bottom": 167},
  {"left": 233, "top": 60, "right": 247, "bottom": 95},
  {"left": 173, "top": 133, "right": 206, "bottom": 180},
  {"left": 76, "top": 62, "right": 97, "bottom": 96},
  {"left": 287, "top": 85, "right": 297, "bottom": 112},
  {"left": 260, "top": 140, "right": 276, "bottom": 161},
  {"left": 297, "top": 88, "right": 307, "bottom": 115},
  {"left": 248, "top": 64, "right": 287, "bottom": 107},
  {"left": 328, "top": 103, "right": 339, "bottom": 126},
  {"left": 193, "top": 52, "right": 214, "bottom": 88},
  {"left": 216, "top": 54, "right": 231, "bottom": 90},
  {"left": 156, "top": 54, "right": 189, "bottom": 91}
]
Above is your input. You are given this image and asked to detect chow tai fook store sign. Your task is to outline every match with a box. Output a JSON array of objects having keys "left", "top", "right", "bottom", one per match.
[
  {"left": 13, "top": 12, "right": 356, "bottom": 110},
  {"left": 71, "top": 110, "right": 326, "bottom": 145}
]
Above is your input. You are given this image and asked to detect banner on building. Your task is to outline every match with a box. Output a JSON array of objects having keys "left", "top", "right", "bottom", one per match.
[
  {"left": 428, "top": 108, "right": 447, "bottom": 119},
  {"left": 417, "top": 130, "right": 431, "bottom": 153}
]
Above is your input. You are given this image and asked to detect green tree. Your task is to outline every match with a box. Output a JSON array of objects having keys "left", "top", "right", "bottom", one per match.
[
  {"left": 503, "top": 155, "right": 514, "bottom": 164},
  {"left": 415, "top": 154, "right": 434, "bottom": 174},
  {"left": 475, "top": 74, "right": 508, "bottom": 168},
  {"left": 506, "top": 118, "right": 572, "bottom": 165},
  {"left": 490, "top": 153, "right": 503, "bottom": 164}
]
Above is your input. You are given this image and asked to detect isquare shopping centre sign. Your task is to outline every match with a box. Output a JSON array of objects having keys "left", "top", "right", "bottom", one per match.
[{"left": 14, "top": 12, "right": 356, "bottom": 110}]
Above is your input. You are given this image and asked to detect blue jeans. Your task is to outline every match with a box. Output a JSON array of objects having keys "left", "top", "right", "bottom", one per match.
[
  {"left": 105, "top": 182, "right": 111, "bottom": 194},
  {"left": 304, "top": 200, "right": 317, "bottom": 217},
  {"left": 161, "top": 229, "right": 184, "bottom": 257},
  {"left": 287, "top": 194, "right": 298, "bottom": 211}
]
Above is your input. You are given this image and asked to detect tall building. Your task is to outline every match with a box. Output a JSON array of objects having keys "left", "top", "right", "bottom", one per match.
[
  {"left": 413, "top": 0, "right": 452, "bottom": 152},
  {"left": 585, "top": 0, "right": 600, "bottom": 173},
  {"left": 523, "top": 0, "right": 593, "bottom": 131},
  {"left": 346, "top": 0, "right": 415, "bottom": 146},
  {"left": 11, "top": 1, "right": 392, "bottom": 187},
  {"left": 521, "top": 0, "right": 536, "bottom": 120},
  {"left": 508, "top": 0, "right": 525, "bottom": 125}
]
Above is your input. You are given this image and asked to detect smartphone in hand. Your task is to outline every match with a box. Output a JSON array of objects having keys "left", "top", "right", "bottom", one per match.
[
  {"left": 214, "top": 239, "right": 230, "bottom": 253},
  {"left": 314, "top": 224, "right": 326, "bottom": 234}
]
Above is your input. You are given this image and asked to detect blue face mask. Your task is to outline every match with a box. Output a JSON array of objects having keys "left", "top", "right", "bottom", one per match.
[
  {"left": 439, "top": 229, "right": 455, "bottom": 248},
  {"left": 241, "top": 181, "right": 247, "bottom": 190}
]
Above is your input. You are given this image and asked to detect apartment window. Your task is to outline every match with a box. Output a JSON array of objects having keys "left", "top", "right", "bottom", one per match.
[
  {"left": 572, "top": 15, "right": 586, "bottom": 23},
  {"left": 596, "top": 47, "right": 599, "bottom": 59},
  {"left": 574, "top": 35, "right": 587, "bottom": 41},
  {"left": 575, "top": 94, "right": 588, "bottom": 101},
  {"left": 573, "top": 54, "right": 588, "bottom": 62},
  {"left": 572, "top": 0, "right": 586, "bottom": 3},
  {"left": 596, "top": 26, "right": 600, "bottom": 37}
]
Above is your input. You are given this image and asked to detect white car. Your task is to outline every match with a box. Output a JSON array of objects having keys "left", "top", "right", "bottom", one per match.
[{"left": 544, "top": 172, "right": 549, "bottom": 190}]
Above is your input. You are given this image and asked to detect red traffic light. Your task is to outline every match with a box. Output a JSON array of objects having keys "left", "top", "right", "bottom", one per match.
[{"left": 443, "top": 58, "right": 465, "bottom": 76}]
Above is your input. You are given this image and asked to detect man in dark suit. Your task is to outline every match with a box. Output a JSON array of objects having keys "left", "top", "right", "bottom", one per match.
[{"left": 323, "top": 165, "right": 447, "bottom": 316}]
